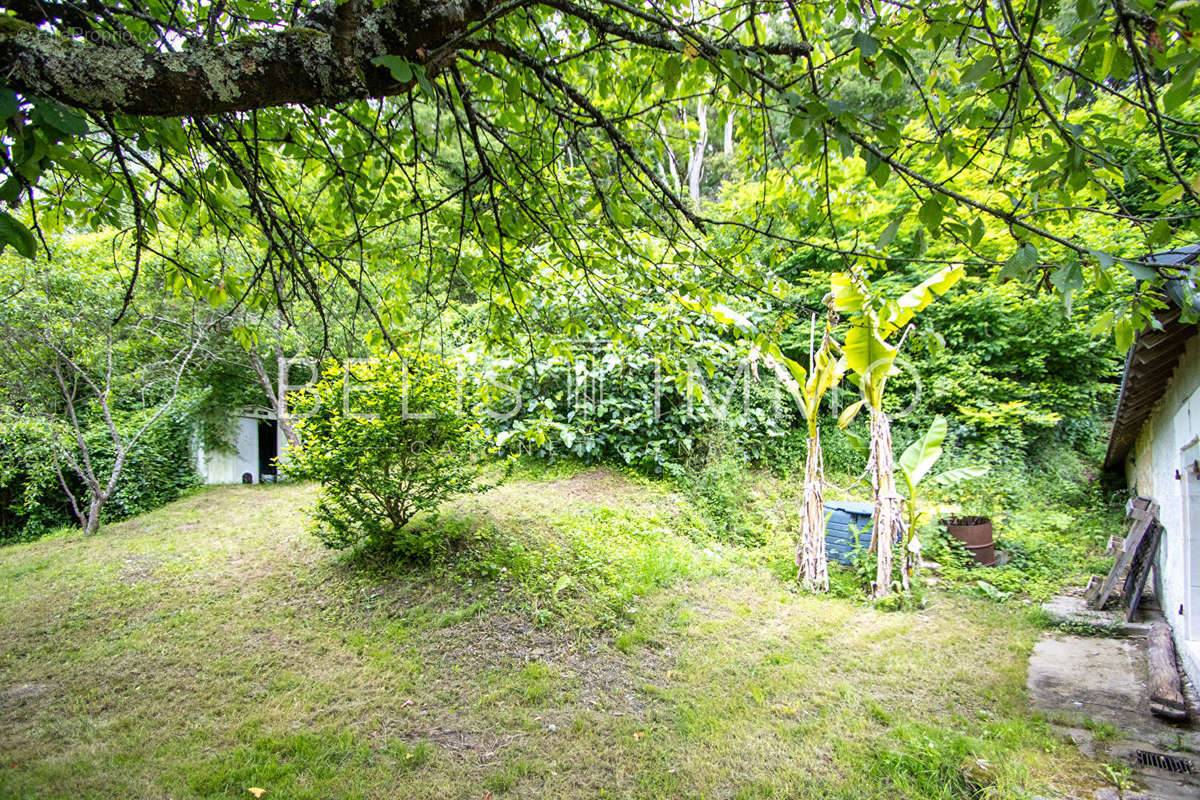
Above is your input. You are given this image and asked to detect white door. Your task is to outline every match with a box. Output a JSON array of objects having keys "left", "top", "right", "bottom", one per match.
[{"left": 1182, "top": 441, "right": 1200, "bottom": 642}]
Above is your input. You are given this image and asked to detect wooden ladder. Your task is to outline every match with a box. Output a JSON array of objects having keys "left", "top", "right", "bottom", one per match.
[{"left": 1083, "top": 496, "right": 1161, "bottom": 621}]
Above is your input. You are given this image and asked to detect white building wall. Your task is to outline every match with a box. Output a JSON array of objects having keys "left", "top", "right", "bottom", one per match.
[
  {"left": 196, "top": 413, "right": 291, "bottom": 485},
  {"left": 198, "top": 416, "right": 259, "bottom": 484},
  {"left": 1127, "top": 332, "right": 1200, "bottom": 685}
]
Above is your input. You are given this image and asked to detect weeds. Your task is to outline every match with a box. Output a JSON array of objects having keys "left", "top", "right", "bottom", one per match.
[
  {"left": 924, "top": 503, "right": 1117, "bottom": 603},
  {"left": 667, "top": 425, "right": 764, "bottom": 546},
  {"left": 1081, "top": 718, "right": 1119, "bottom": 743}
]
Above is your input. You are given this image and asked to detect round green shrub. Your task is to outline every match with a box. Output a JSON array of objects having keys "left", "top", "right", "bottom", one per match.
[{"left": 289, "top": 352, "right": 492, "bottom": 559}]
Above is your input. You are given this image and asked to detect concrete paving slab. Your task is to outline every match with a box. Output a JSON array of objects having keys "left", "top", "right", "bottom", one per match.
[
  {"left": 1027, "top": 632, "right": 1200, "bottom": 799},
  {"left": 1041, "top": 594, "right": 1156, "bottom": 637},
  {"left": 1029, "top": 634, "right": 1156, "bottom": 733}
]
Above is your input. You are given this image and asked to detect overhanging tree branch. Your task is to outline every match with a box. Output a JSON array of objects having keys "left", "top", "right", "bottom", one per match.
[{"left": 0, "top": 0, "right": 503, "bottom": 115}]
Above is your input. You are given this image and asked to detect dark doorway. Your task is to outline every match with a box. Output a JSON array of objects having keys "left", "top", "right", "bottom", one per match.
[{"left": 258, "top": 419, "right": 278, "bottom": 482}]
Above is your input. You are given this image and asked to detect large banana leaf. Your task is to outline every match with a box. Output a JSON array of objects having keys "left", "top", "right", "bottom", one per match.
[
  {"left": 880, "top": 265, "right": 965, "bottom": 337},
  {"left": 898, "top": 415, "right": 947, "bottom": 488},
  {"left": 779, "top": 354, "right": 807, "bottom": 387},
  {"left": 841, "top": 323, "right": 896, "bottom": 405},
  {"left": 838, "top": 398, "right": 866, "bottom": 429},
  {"left": 841, "top": 425, "right": 869, "bottom": 455},
  {"left": 810, "top": 343, "right": 844, "bottom": 398},
  {"left": 829, "top": 272, "right": 865, "bottom": 313},
  {"left": 779, "top": 343, "right": 844, "bottom": 435},
  {"left": 926, "top": 465, "right": 990, "bottom": 487}
]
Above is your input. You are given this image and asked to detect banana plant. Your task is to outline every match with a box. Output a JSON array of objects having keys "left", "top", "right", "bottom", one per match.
[
  {"left": 751, "top": 318, "right": 843, "bottom": 592},
  {"left": 833, "top": 264, "right": 964, "bottom": 598},
  {"left": 897, "top": 415, "right": 988, "bottom": 577}
]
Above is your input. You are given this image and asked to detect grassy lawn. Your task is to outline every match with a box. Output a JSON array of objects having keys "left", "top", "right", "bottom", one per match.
[{"left": 0, "top": 467, "right": 1106, "bottom": 799}]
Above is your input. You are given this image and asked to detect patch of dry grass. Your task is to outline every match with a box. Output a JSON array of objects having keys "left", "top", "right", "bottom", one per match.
[{"left": 0, "top": 471, "right": 1102, "bottom": 799}]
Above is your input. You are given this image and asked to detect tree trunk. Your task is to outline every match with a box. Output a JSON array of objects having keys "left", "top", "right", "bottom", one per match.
[
  {"left": 797, "top": 435, "right": 829, "bottom": 592},
  {"left": 276, "top": 354, "right": 302, "bottom": 451},
  {"left": 84, "top": 496, "right": 103, "bottom": 535},
  {"left": 249, "top": 350, "right": 301, "bottom": 451},
  {"left": 869, "top": 405, "right": 901, "bottom": 599},
  {"left": 658, "top": 120, "right": 681, "bottom": 191},
  {"left": 686, "top": 97, "right": 708, "bottom": 202}
]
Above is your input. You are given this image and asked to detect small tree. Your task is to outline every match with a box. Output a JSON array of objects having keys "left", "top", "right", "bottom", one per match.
[
  {"left": 289, "top": 352, "right": 491, "bottom": 558},
  {"left": 0, "top": 243, "right": 209, "bottom": 534},
  {"left": 896, "top": 416, "right": 988, "bottom": 579},
  {"left": 832, "top": 265, "right": 964, "bottom": 599}
]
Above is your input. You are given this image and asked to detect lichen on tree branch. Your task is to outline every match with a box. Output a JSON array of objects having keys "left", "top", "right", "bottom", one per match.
[{"left": 0, "top": 0, "right": 501, "bottom": 116}]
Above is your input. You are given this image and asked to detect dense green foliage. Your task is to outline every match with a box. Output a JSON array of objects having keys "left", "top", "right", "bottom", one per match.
[
  {"left": 0, "top": 409, "right": 199, "bottom": 543},
  {"left": 289, "top": 353, "right": 493, "bottom": 558},
  {"left": 0, "top": 237, "right": 219, "bottom": 538},
  {"left": 473, "top": 270, "right": 1119, "bottom": 503},
  {"left": 665, "top": 426, "right": 765, "bottom": 547},
  {"left": 0, "top": 413, "right": 66, "bottom": 542},
  {"left": 908, "top": 278, "right": 1119, "bottom": 455},
  {"left": 5, "top": 0, "right": 1200, "bottom": 358},
  {"left": 480, "top": 340, "right": 795, "bottom": 473},
  {"left": 95, "top": 412, "right": 200, "bottom": 523},
  {"left": 776, "top": 270, "right": 1120, "bottom": 465}
]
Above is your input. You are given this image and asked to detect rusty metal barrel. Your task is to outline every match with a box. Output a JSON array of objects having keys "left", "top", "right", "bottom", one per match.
[{"left": 943, "top": 516, "right": 995, "bottom": 567}]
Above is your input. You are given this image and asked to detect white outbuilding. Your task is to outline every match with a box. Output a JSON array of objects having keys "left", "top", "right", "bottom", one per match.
[
  {"left": 1106, "top": 245, "right": 1200, "bottom": 686},
  {"left": 195, "top": 407, "right": 288, "bottom": 485}
]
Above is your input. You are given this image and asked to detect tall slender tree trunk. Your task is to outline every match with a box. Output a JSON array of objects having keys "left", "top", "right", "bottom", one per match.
[
  {"left": 869, "top": 405, "right": 901, "bottom": 599},
  {"left": 658, "top": 120, "right": 681, "bottom": 190},
  {"left": 686, "top": 97, "right": 708, "bottom": 202},
  {"left": 797, "top": 435, "right": 829, "bottom": 592},
  {"left": 249, "top": 350, "right": 301, "bottom": 451}
]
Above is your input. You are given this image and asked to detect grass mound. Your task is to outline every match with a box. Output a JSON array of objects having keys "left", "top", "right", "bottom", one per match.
[{"left": 0, "top": 468, "right": 1106, "bottom": 799}]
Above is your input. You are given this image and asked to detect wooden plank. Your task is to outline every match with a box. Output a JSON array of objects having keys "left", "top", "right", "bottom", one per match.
[
  {"left": 1090, "top": 501, "right": 1159, "bottom": 609},
  {"left": 1107, "top": 535, "right": 1125, "bottom": 556},
  {"left": 1127, "top": 562, "right": 1156, "bottom": 621},
  {"left": 1083, "top": 575, "right": 1102, "bottom": 603},
  {"left": 1122, "top": 522, "right": 1153, "bottom": 602},
  {"left": 1127, "top": 507, "right": 1154, "bottom": 522},
  {"left": 1134, "top": 338, "right": 1187, "bottom": 359},
  {"left": 1154, "top": 555, "right": 1165, "bottom": 613},
  {"left": 1129, "top": 361, "right": 1183, "bottom": 381},
  {"left": 1124, "top": 497, "right": 1152, "bottom": 519},
  {"left": 1125, "top": 524, "right": 1162, "bottom": 622},
  {"left": 1136, "top": 329, "right": 1186, "bottom": 350},
  {"left": 1148, "top": 622, "right": 1189, "bottom": 721}
]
